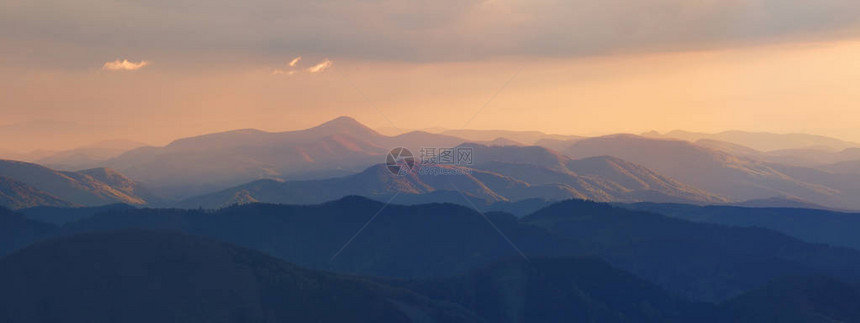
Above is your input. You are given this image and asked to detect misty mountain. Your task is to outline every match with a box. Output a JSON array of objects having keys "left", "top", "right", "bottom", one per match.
[
  {"left": 465, "top": 144, "right": 726, "bottom": 203},
  {"left": 823, "top": 159, "right": 860, "bottom": 174},
  {"left": 177, "top": 144, "right": 725, "bottom": 209},
  {"left": 0, "top": 160, "right": 159, "bottom": 207},
  {"left": 645, "top": 130, "right": 860, "bottom": 152},
  {"left": 470, "top": 137, "right": 524, "bottom": 146},
  {"left": 35, "top": 139, "right": 147, "bottom": 171},
  {"left": 0, "top": 230, "right": 478, "bottom": 323},
  {"left": 104, "top": 116, "right": 468, "bottom": 198},
  {"left": 693, "top": 138, "right": 860, "bottom": 169},
  {"left": 174, "top": 164, "right": 560, "bottom": 208},
  {"left": 761, "top": 147, "right": 860, "bottom": 166},
  {"left": 54, "top": 196, "right": 860, "bottom": 303},
  {"left": 693, "top": 139, "right": 763, "bottom": 157},
  {"left": 441, "top": 129, "right": 582, "bottom": 145},
  {"left": 563, "top": 135, "right": 860, "bottom": 209},
  {"left": 0, "top": 177, "right": 76, "bottom": 210}
]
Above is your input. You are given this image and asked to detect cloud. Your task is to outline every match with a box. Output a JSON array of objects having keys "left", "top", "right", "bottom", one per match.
[
  {"left": 4, "top": 0, "right": 860, "bottom": 65},
  {"left": 271, "top": 69, "right": 296, "bottom": 75},
  {"left": 306, "top": 59, "right": 333, "bottom": 73},
  {"left": 102, "top": 59, "right": 149, "bottom": 71},
  {"left": 289, "top": 56, "right": 302, "bottom": 67}
]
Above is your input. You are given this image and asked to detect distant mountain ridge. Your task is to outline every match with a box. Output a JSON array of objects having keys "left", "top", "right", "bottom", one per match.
[
  {"left": 0, "top": 177, "right": 75, "bottom": 209},
  {"left": 177, "top": 143, "right": 726, "bottom": 209},
  {"left": 645, "top": 130, "right": 860, "bottom": 152},
  {"left": 441, "top": 129, "right": 582, "bottom": 145},
  {"left": 0, "top": 159, "right": 159, "bottom": 207},
  {"left": 104, "top": 116, "right": 467, "bottom": 198},
  {"left": 35, "top": 139, "right": 147, "bottom": 171},
  {"left": 563, "top": 134, "right": 860, "bottom": 209}
]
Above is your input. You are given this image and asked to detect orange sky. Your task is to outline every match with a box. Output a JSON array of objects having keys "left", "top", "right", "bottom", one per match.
[
  {"left": 1, "top": 0, "right": 860, "bottom": 152},
  {"left": 2, "top": 39, "right": 860, "bottom": 152}
]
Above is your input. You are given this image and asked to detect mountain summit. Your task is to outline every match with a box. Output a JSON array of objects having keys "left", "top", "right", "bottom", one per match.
[{"left": 311, "top": 116, "right": 381, "bottom": 138}]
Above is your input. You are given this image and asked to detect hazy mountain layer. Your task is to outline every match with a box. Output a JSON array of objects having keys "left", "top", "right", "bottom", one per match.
[
  {"left": 35, "top": 139, "right": 147, "bottom": 171},
  {"left": 0, "top": 177, "right": 76, "bottom": 209},
  {"left": 177, "top": 142, "right": 726, "bottom": 209},
  {"left": 0, "top": 160, "right": 157, "bottom": 207},
  {"left": 563, "top": 135, "right": 860, "bottom": 209},
  {"left": 104, "top": 116, "right": 467, "bottom": 198},
  {"left": 440, "top": 129, "right": 582, "bottom": 145},
  {"left": 646, "top": 130, "right": 860, "bottom": 152}
]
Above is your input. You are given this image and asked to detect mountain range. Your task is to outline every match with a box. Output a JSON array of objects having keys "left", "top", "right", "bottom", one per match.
[
  {"left": 3, "top": 117, "right": 860, "bottom": 211},
  {"left": 0, "top": 177, "right": 75, "bottom": 209},
  {"left": 101, "top": 117, "right": 468, "bottom": 198},
  {"left": 644, "top": 130, "right": 860, "bottom": 152},
  {"left": 5, "top": 228, "right": 860, "bottom": 322},
  {"left": 0, "top": 160, "right": 161, "bottom": 209},
  {"left": 5, "top": 196, "right": 860, "bottom": 319},
  {"left": 177, "top": 143, "right": 726, "bottom": 209},
  {"left": 561, "top": 134, "right": 860, "bottom": 209},
  {"left": 35, "top": 139, "right": 147, "bottom": 171},
  {"left": 23, "top": 197, "right": 858, "bottom": 303},
  {"left": 0, "top": 230, "right": 480, "bottom": 323}
]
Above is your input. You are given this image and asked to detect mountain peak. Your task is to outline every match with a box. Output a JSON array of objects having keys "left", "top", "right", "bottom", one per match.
[
  {"left": 312, "top": 116, "right": 380, "bottom": 138},
  {"left": 318, "top": 116, "right": 365, "bottom": 129}
]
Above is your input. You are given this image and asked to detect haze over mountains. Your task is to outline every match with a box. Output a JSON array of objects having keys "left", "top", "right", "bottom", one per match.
[
  {"left": 563, "top": 135, "right": 860, "bottom": 210},
  {"left": 0, "top": 160, "right": 161, "bottom": 209},
  {"left": 179, "top": 144, "right": 725, "bottom": 209},
  {"left": 3, "top": 116, "right": 860, "bottom": 211},
  {"left": 100, "top": 117, "right": 467, "bottom": 198},
  {"left": 5, "top": 131, "right": 860, "bottom": 321},
  {"left": 645, "top": 130, "right": 860, "bottom": 152}
]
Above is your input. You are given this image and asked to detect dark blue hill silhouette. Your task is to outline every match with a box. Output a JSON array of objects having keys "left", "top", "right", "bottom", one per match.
[
  {"left": 522, "top": 199, "right": 860, "bottom": 301},
  {"left": 39, "top": 196, "right": 860, "bottom": 303},
  {"left": 18, "top": 203, "right": 136, "bottom": 225},
  {"left": 4, "top": 230, "right": 860, "bottom": 322},
  {"left": 397, "top": 257, "right": 715, "bottom": 322},
  {"left": 63, "top": 196, "right": 564, "bottom": 279},
  {"left": 721, "top": 276, "right": 860, "bottom": 323},
  {"left": 0, "top": 206, "right": 56, "bottom": 257},
  {"left": 0, "top": 230, "right": 478, "bottom": 323},
  {"left": 624, "top": 202, "right": 860, "bottom": 250}
]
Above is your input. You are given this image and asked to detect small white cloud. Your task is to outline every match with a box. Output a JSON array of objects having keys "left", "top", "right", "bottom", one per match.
[
  {"left": 289, "top": 56, "right": 302, "bottom": 67},
  {"left": 306, "top": 59, "right": 333, "bottom": 73},
  {"left": 272, "top": 69, "right": 297, "bottom": 76},
  {"left": 102, "top": 59, "right": 149, "bottom": 71}
]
